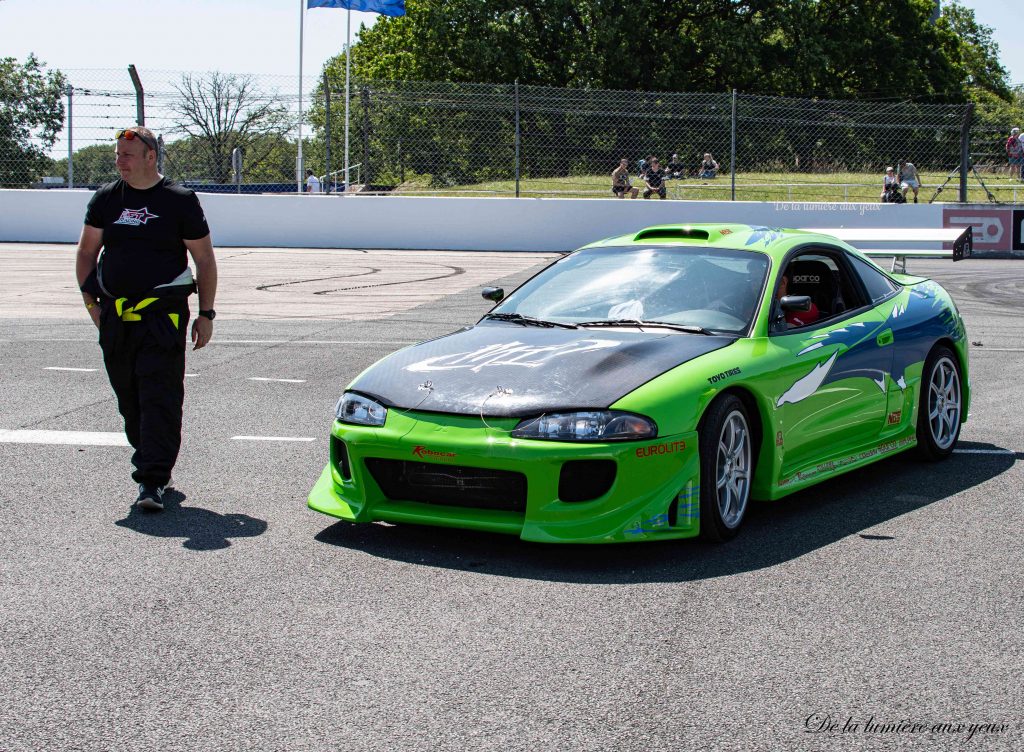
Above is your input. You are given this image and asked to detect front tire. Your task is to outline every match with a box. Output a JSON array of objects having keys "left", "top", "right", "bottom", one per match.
[
  {"left": 915, "top": 345, "right": 963, "bottom": 461},
  {"left": 698, "top": 395, "right": 753, "bottom": 542}
]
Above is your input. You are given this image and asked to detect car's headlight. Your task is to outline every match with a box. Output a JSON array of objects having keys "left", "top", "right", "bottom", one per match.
[
  {"left": 335, "top": 392, "right": 388, "bottom": 426},
  {"left": 511, "top": 410, "right": 656, "bottom": 442}
]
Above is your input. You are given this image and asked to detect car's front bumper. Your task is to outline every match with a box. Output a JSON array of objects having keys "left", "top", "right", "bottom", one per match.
[{"left": 307, "top": 409, "right": 701, "bottom": 543}]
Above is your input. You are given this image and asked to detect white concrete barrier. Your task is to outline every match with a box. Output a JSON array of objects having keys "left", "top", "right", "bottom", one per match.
[{"left": 1, "top": 189, "right": 1015, "bottom": 253}]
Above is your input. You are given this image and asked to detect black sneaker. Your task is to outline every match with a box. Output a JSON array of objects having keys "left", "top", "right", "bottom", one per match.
[{"left": 136, "top": 484, "right": 165, "bottom": 511}]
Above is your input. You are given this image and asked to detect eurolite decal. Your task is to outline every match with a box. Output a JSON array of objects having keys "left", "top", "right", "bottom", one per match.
[{"left": 635, "top": 440, "right": 686, "bottom": 458}]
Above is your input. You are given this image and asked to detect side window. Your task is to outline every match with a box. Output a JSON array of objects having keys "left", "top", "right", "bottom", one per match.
[
  {"left": 773, "top": 250, "right": 870, "bottom": 333},
  {"left": 848, "top": 254, "right": 899, "bottom": 302}
]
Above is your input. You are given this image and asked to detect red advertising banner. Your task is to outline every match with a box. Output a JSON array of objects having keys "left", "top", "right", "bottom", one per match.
[{"left": 942, "top": 206, "right": 1014, "bottom": 252}]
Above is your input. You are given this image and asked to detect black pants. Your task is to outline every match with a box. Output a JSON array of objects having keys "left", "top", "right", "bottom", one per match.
[{"left": 100, "top": 306, "right": 189, "bottom": 487}]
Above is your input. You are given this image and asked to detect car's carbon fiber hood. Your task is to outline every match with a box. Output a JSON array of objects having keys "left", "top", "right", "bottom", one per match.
[{"left": 349, "top": 323, "right": 736, "bottom": 417}]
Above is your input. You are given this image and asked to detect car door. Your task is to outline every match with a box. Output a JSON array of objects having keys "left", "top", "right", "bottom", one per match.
[
  {"left": 844, "top": 253, "right": 909, "bottom": 434},
  {"left": 768, "top": 251, "right": 892, "bottom": 477}
]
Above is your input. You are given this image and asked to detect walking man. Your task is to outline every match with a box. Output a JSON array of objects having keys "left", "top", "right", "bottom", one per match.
[{"left": 76, "top": 126, "right": 218, "bottom": 511}]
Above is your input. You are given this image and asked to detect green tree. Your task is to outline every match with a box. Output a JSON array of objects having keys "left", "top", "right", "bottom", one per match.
[
  {"left": 0, "top": 54, "right": 66, "bottom": 187},
  {"left": 333, "top": 0, "right": 971, "bottom": 99},
  {"left": 167, "top": 71, "right": 292, "bottom": 183},
  {"left": 53, "top": 142, "right": 116, "bottom": 186},
  {"left": 938, "top": 0, "right": 1011, "bottom": 102}
]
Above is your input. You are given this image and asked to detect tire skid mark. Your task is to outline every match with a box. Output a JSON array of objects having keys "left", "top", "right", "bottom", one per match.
[
  {"left": 256, "top": 267, "right": 380, "bottom": 292},
  {"left": 314, "top": 263, "right": 466, "bottom": 295}
]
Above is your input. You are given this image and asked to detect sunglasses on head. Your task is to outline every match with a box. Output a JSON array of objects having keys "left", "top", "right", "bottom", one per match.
[{"left": 115, "top": 128, "right": 157, "bottom": 151}]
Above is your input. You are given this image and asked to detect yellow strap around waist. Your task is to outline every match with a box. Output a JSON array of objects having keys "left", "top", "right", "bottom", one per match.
[{"left": 115, "top": 297, "right": 159, "bottom": 322}]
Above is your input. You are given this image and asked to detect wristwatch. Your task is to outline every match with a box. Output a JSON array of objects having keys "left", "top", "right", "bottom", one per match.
[{"left": 198, "top": 309, "right": 216, "bottom": 320}]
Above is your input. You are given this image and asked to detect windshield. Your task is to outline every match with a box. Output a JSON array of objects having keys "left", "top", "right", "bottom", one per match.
[{"left": 489, "top": 245, "right": 771, "bottom": 334}]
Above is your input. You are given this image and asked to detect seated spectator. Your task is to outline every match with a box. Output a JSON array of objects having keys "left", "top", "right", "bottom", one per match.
[
  {"left": 698, "top": 153, "right": 719, "bottom": 179},
  {"left": 666, "top": 153, "right": 685, "bottom": 179},
  {"left": 880, "top": 167, "right": 904, "bottom": 203},
  {"left": 899, "top": 160, "right": 920, "bottom": 203},
  {"left": 611, "top": 158, "right": 639, "bottom": 199},
  {"left": 1007, "top": 127, "right": 1024, "bottom": 178},
  {"left": 643, "top": 157, "right": 667, "bottom": 199},
  {"left": 305, "top": 168, "right": 322, "bottom": 194},
  {"left": 637, "top": 155, "right": 653, "bottom": 181}
]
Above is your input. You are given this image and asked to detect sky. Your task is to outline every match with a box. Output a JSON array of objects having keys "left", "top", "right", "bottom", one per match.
[{"left": 1, "top": 0, "right": 1022, "bottom": 85}]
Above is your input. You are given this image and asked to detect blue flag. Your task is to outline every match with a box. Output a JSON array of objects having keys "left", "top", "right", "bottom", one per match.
[{"left": 307, "top": 0, "right": 406, "bottom": 16}]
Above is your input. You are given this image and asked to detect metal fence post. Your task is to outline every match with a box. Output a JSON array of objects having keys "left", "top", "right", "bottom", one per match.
[
  {"left": 232, "top": 147, "right": 243, "bottom": 194},
  {"left": 66, "top": 85, "right": 73, "bottom": 189},
  {"left": 959, "top": 102, "right": 973, "bottom": 203},
  {"left": 515, "top": 79, "right": 521, "bottom": 198},
  {"left": 324, "top": 72, "right": 332, "bottom": 194},
  {"left": 127, "top": 64, "right": 145, "bottom": 125},
  {"left": 730, "top": 89, "right": 737, "bottom": 201},
  {"left": 362, "top": 85, "right": 371, "bottom": 185}
]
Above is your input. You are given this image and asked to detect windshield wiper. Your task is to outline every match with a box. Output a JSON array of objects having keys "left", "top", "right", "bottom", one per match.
[
  {"left": 575, "top": 319, "right": 717, "bottom": 335},
  {"left": 482, "top": 312, "right": 578, "bottom": 329}
]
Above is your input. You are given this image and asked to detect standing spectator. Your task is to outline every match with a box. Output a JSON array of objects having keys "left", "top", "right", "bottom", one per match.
[
  {"left": 75, "top": 126, "right": 218, "bottom": 511},
  {"left": 698, "top": 153, "right": 719, "bottom": 179},
  {"left": 1010, "top": 128, "right": 1024, "bottom": 178},
  {"left": 305, "top": 168, "right": 322, "bottom": 194},
  {"left": 666, "top": 153, "right": 685, "bottom": 179},
  {"left": 611, "top": 158, "right": 639, "bottom": 198},
  {"left": 643, "top": 157, "right": 667, "bottom": 199},
  {"left": 899, "top": 161, "right": 921, "bottom": 203},
  {"left": 1019, "top": 129, "right": 1024, "bottom": 178}
]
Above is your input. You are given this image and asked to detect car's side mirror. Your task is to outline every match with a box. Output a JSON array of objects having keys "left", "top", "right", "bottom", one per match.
[
  {"left": 482, "top": 287, "right": 504, "bottom": 302},
  {"left": 771, "top": 295, "right": 813, "bottom": 333},
  {"left": 780, "top": 295, "right": 812, "bottom": 312}
]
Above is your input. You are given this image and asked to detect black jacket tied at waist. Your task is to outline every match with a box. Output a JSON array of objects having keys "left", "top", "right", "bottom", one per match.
[{"left": 84, "top": 268, "right": 197, "bottom": 354}]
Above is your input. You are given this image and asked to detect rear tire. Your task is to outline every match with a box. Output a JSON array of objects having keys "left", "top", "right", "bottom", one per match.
[
  {"left": 915, "top": 345, "right": 962, "bottom": 461},
  {"left": 698, "top": 395, "right": 752, "bottom": 542}
]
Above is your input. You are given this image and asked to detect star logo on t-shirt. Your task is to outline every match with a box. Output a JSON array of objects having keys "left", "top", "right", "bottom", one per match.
[{"left": 112, "top": 207, "right": 160, "bottom": 226}]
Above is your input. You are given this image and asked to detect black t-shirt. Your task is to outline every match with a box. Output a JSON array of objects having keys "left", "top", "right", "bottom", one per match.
[
  {"left": 84, "top": 178, "right": 209, "bottom": 298},
  {"left": 646, "top": 168, "right": 665, "bottom": 189}
]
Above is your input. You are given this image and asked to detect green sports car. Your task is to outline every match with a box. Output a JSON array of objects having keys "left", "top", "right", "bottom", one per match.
[{"left": 308, "top": 223, "right": 971, "bottom": 542}]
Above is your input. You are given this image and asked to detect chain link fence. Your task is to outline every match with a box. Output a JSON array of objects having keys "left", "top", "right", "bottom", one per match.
[{"left": 6, "top": 67, "right": 1024, "bottom": 204}]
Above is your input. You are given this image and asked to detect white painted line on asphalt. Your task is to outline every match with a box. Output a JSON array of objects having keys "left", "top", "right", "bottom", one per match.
[
  {"left": 185, "top": 373, "right": 199, "bottom": 377},
  {"left": 231, "top": 435, "right": 316, "bottom": 442},
  {"left": 971, "top": 348, "right": 1024, "bottom": 352},
  {"left": 0, "top": 429, "right": 129, "bottom": 446},
  {"left": 248, "top": 377, "right": 307, "bottom": 383},
  {"left": 44, "top": 367, "right": 97, "bottom": 372},
  {"left": 954, "top": 448, "right": 1015, "bottom": 455}
]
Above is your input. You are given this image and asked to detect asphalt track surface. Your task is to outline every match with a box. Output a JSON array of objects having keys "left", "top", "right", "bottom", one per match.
[{"left": 1, "top": 245, "right": 1021, "bottom": 752}]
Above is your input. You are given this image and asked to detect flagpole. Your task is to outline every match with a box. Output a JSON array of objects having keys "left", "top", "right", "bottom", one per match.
[
  {"left": 297, "top": 0, "right": 305, "bottom": 193},
  {"left": 344, "top": 7, "right": 351, "bottom": 193}
]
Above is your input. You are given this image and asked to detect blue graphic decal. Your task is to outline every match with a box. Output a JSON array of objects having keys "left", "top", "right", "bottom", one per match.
[
  {"left": 780, "top": 282, "right": 962, "bottom": 405},
  {"left": 885, "top": 282, "right": 962, "bottom": 387},
  {"left": 625, "top": 513, "right": 670, "bottom": 536},
  {"left": 745, "top": 227, "right": 785, "bottom": 247}
]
